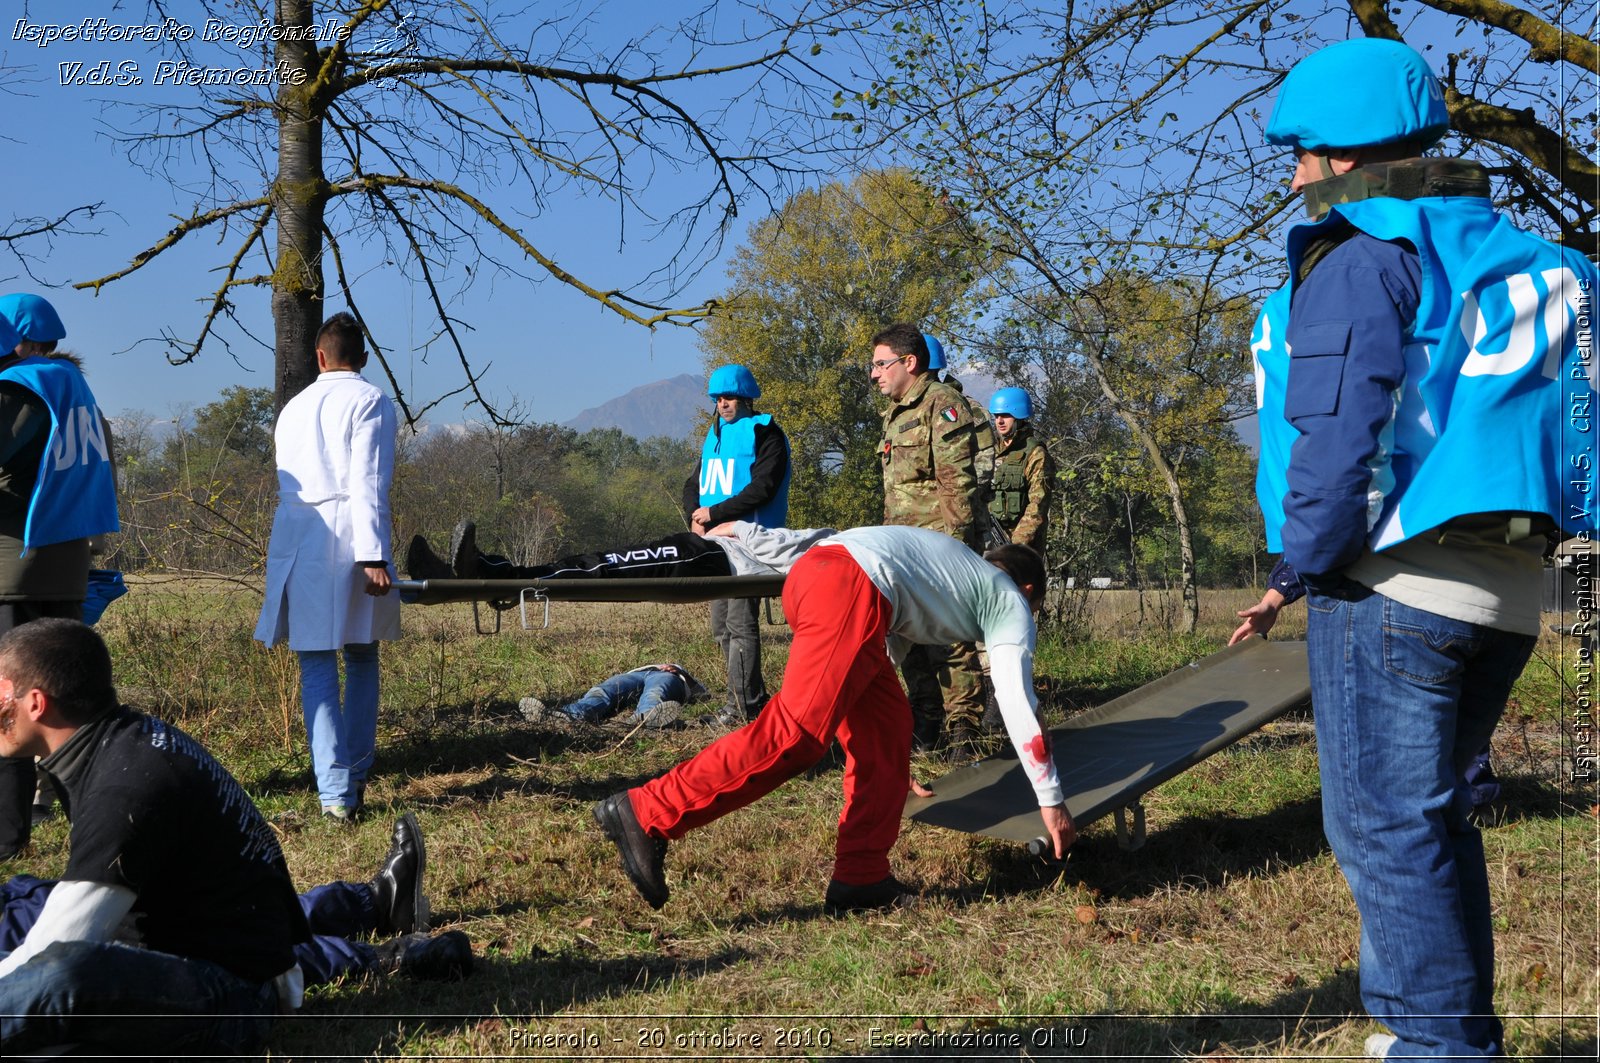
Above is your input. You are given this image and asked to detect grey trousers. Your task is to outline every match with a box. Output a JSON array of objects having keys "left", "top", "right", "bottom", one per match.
[{"left": 711, "top": 596, "right": 768, "bottom": 716}]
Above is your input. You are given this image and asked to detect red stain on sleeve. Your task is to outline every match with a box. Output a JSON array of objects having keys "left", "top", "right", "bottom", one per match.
[{"left": 1026, "top": 734, "right": 1048, "bottom": 764}]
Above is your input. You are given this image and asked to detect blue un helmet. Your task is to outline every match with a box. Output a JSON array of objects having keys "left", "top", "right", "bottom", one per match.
[
  {"left": 921, "top": 333, "right": 946, "bottom": 372},
  {"left": 0, "top": 293, "right": 67, "bottom": 344},
  {"left": 1266, "top": 39, "right": 1448, "bottom": 152},
  {"left": 0, "top": 311, "right": 18, "bottom": 357},
  {"left": 707, "top": 364, "right": 761, "bottom": 400},
  {"left": 989, "top": 387, "right": 1032, "bottom": 420}
]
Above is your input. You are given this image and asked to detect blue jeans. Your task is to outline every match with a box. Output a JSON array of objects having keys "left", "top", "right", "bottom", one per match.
[
  {"left": 560, "top": 669, "right": 687, "bottom": 723},
  {"left": 1306, "top": 584, "right": 1534, "bottom": 1058},
  {"left": 0, "top": 939, "right": 279, "bottom": 1056},
  {"left": 298, "top": 642, "right": 381, "bottom": 809},
  {"left": 1, "top": 875, "right": 380, "bottom": 990}
]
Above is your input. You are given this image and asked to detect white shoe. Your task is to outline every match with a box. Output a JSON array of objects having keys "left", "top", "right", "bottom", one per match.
[
  {"left": 518, "top": 696, "right": 547, "bottom": 723},
  {"left": 1365, "top": 1032, "right": 1397, "bottom": 1059}
]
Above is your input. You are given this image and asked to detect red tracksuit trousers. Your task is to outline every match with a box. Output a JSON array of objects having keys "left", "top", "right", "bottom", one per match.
[{"left": 628, "top": 545, "right": 912, "bottom": 885}]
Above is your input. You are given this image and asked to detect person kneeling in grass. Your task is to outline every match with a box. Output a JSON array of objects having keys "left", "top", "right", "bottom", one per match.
[{"left": 592, "top": 527, "right": 1076, "bottom": 914}]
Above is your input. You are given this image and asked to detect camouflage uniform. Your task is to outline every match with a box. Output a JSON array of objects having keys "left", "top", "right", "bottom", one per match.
[
  {"left": 879, "top": 373, "right": 986, "bottom": 749},
  {"left": 943, "top": 376, "right": 996, "bottom": 503},
  {"left": 989, "top": 423, "right": 1055, "bottom": 559}
]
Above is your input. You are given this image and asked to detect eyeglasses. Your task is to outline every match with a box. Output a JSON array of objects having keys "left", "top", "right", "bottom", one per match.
[{"left": 869, "top": 355, "right": 908, "bottom": 371}]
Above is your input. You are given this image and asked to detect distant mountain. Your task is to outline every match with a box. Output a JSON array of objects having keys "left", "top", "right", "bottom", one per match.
[{"left": 564, "top": 373, "right": 708, "bottom": 440}]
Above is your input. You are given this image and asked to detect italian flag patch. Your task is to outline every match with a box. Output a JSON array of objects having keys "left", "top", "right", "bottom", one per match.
[{"left": 939, "top": 406, "right": 960, "bottom": 422}]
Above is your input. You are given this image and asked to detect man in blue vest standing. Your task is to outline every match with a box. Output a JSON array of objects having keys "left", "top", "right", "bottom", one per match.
[
  {"left": 0, "top": 294, "right": 119, "bottom": 861},
  {"left": 684, "top": 365, "right": 791, "bottom": 726},
  {"left": 1257, "top": 39, "right": 1596, "bottom": 1059}
]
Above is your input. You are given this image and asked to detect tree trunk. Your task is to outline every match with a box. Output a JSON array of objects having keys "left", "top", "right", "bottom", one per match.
[
  {"left": 1165, "top": 472, "right": 1200, "bottom": 634},
  {"left": 1093, "top": 368, "right": 1200, "bottom": 633},
  {"left": 271, "top": 0, "right": 327, "bottom": 411}
]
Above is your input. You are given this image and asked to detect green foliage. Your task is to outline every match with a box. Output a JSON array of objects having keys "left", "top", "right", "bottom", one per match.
[
  {"left": 167, "top": 386, "right": 277, "bottom": 469},
  {"left": 988, "top": 273, "right": 1257, "bottom": 597},
  {"left": 698, "top": 169, "right": 997, "bottom": 530}
]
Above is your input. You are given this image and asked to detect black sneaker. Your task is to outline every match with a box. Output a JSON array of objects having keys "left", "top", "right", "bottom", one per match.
[
  {"left": 405, "top": 535, "right": 453, "bottom": 580},
  {"left": 371, "top": 813, "right": 428, "bottom": 935},
  {"left": 377, "top": 930, "right": 473, "bottom": 980},
  {"left": 823, "top": 875, "right": 916, "bottom": 915},
  {"left": 592, "top": 792, "right": 669, "bottom": 909},
  {"left": 449, "top": 520, "right": 479, "bottom": 579}
]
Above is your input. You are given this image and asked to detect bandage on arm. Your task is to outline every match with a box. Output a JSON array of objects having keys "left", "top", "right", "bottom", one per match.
[{"left": 989, "top": 642, "right": 1065, "bottom": 806}]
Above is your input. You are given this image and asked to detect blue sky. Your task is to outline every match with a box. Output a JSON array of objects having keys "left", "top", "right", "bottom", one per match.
[{"left": 1, "top": 1, "right": 796, "bottom": 427}]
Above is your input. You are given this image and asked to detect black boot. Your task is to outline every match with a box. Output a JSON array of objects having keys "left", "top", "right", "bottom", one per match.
[
  {"left": 449, "top": 520, "right": 479, "bottom": 579},
  {"left": 824, "top": 875, "right": 916, "bottom": 914},
  {"left": 376, "top": 930, "right": 473, "bottom": 980},
  {"left": 404, "top": 535, "right": 453, "bottom": 580},
  {"left": 592, "top": 793, "right": 669, "bottom": 909},
  {"left": 371, "top": 813, "right": 427, "bottom": 935}
]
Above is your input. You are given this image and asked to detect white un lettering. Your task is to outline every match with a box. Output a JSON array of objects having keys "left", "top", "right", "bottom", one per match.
[
  {"left": 700, "top": 458, "right": 735, "bottom": 497},
  {"left": 1459, "top": 267, "right": 1582, "bottom": 381},
  {"left": 51, "top": 405, "right": 111, "bottom": 471}
]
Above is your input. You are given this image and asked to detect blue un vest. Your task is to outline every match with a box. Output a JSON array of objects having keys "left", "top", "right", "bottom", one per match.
[
  {"left": 0, "top": 356, "right": 120, "bottom": 550},
  {"left": 698, "top": 413, "right": 789, "bottom": 527},
  {"left": 1253, "top": 196, "right": 1599, "bottom": 551},
  {"left": 1249, "top": 284, "right": 1294, "bottom": 552}
]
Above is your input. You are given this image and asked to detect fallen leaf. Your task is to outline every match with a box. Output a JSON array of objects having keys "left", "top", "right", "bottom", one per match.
[
  {"left": 576, "top": 916, "right": 595, "bottom": 929},
  {"left": 1075, "top": 904, "right": 1097, "bottom": 924}
]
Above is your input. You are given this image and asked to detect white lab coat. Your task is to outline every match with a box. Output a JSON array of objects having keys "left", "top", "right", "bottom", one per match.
[{"left": 254, "top": 371, "right": 401, "bottom": 650}]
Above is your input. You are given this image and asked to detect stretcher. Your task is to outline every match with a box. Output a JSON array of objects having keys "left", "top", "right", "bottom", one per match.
[
  {"left": 394, "top": 575, "right": 786, "bottom": 631},
  {"left": 903, "top": 637, "right": 1311, "bottom": 853}
]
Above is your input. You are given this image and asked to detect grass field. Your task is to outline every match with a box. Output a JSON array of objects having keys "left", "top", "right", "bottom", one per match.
[{"left": 11, "top": 580, "right": 1597, "bottom": 1060}]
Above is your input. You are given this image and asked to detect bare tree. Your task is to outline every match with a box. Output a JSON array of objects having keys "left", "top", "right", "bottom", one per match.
[
  {"left": 75, "top": 0, "right": 865, "bottom": 417},
  {"left": 845, "top": 0, "right": 1594, "bottom": 281},
  {"left": 2, "top": 205, "right": 106, "bottom": 285}
]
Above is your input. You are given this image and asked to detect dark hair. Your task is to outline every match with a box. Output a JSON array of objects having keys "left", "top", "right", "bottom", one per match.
[
  {"left": 316, "top": 311, "right": 366, "bottom": 370},
  {"left": 984, "top": 543, "right": 1046, "bottom": 606},
  {"left": 0, "top": 619, "right": 116, "bottom": 725},
  {"left": 870, "top": 323, "right": 929, "bottom": 374}
]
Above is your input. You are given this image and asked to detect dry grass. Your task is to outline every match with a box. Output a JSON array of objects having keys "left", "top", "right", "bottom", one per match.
[{"left": 10, "top": 577, "right": 1595, "bottom": 1060}]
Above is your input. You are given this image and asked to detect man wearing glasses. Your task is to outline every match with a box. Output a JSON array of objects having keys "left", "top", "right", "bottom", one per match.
[{"left": 870, "top": 323, "right": 985, "bottom": 755}]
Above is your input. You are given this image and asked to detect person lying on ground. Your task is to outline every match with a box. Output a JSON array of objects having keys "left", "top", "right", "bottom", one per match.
[
  {"left": 592, "top": 529, "right": 1075, "bottom": 915},
  {"left": 519, "top": 663, "right": 706, "bottom": 730},
  {"left": 405, "top": 520, "right": 834, "bottom": 583},
  {"left": 0, "top": 620, "right": 470, "bottom": 1059}
]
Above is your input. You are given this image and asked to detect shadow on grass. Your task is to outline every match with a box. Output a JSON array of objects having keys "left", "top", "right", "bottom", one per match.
[
  {"left": 813, "top": 966, "right": 1364, "bottom": 1058},
  {"left": 268, "top": 946, "right": 754, "bottom": 1059},
  {"left": 913, "top": 795, "right": 1332, "bottom": 911},
  {"left": 811, "top": 967, "right": 1596, "bottom": 1059}
]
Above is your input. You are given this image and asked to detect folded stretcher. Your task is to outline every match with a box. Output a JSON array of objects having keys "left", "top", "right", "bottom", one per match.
[{"left": 904, "top": 637, "right": 1311, "bottom": 852}]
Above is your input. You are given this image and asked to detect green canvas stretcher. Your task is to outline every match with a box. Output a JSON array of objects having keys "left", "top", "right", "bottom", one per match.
[{"left": 903, "top": 637, "right": 1311, "bottom": 851}]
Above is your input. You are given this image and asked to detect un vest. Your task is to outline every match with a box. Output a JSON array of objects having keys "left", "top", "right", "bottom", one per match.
[
  {"left": 0, "top": 357, "right": 119, "bottom": 550},
  {"left": 1249, "top": 285, "right": 1293, "bottom": 552},
  {"left": 1255, "top": 196, "right": 1598, "bottom": 552},
  {"left": 698, "top": 413, "right": 789, "bottom": 527},
  {"left": 989, "top": 431, "right": 1040, "bottom": 524}
]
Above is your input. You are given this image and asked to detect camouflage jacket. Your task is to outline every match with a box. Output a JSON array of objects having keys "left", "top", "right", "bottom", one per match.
[
  {"left": 989, "top": 425, "right": 1055, "bottom": 556},
  {"left": 943, "top": 376, "right": 995, "bottom": 493},
  {"left": 880, "top": 373, "right": 981, "bottom": 545}
]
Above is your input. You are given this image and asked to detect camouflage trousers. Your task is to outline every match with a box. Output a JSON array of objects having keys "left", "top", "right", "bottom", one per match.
[{"left": 900, "top": 640, "right": 985, "bottom": 745}]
